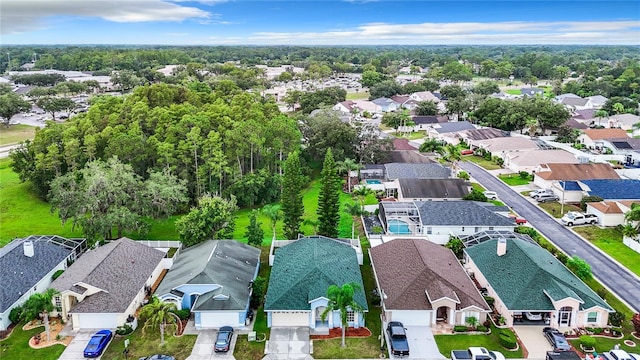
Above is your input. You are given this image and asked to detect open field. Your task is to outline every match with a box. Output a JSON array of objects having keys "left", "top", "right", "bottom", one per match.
[{"left": 0, "top": 124, "right": 36, "bottom": 146}]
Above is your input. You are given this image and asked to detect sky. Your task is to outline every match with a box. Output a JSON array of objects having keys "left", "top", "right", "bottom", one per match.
[{"left": 1, "top": 0, "right": 639, "bottom": 45}]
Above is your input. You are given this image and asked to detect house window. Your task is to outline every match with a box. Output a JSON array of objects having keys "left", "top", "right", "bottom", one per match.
[
  {"left": 347, "top": 311, "right": 355, "bottom": 323},
  {"left": 426, "top": 227, "right": 432, "bottom": 235},
  {"left": 488, "top": 227, "right": 494, "bottom": 230},
  {"left": 54, "top": 296, "right": 62, "bottom": 307},
  {"left": 587, "top": 312, "right": 598, "bottom": 323}
]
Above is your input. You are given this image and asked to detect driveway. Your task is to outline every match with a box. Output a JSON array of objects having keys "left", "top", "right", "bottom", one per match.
[
  {"left": 263, "top": 327, "right": 312, "bottom": 360},
  {"left": 460, "top": 161, "right": 640, "bottom": 312},
  {"left": 513, "top": 325, "right": 552, "bottom": 359},
  {"left": 58, "top": 331, "right": 110, "bottom": 360},
  {"left": 186, "top": 329, "right": 236, "bottom": 360},
  {"left": 404, "top": 326, "right": 446, "bottom": 360}
]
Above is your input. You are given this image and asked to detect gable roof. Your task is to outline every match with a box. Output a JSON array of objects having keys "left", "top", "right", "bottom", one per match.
[
  {"left": 264, "top": 237, "right": 367, "bottom": 311},
  {"left": 434, "top": 121, "right": 476, "bottom": 134},
  {"left": 370, "top": 239, "right": 489, "bottom": 311},
  {"left": 412, "top": 115, "right": 448, "bottom": 125},
  {"left": 0, "top": 236, "right": 76, "bottom": 312},
  {"left": 507, "top": 150, "right": 578, "bottom": 166},
  {"left": 586, "top": 95, "right": 608, "bottom": 105},
  {"left": 572, "top": 109, "right": 596, "bottom": 121},
  {"left": 582, "top": 128, "right": 629, "bottom": 140},
  {"left": 582, "top": 179, "right": 640, "bottom": 200},
  {"left": 477, "top": 137, "right": 539, "bottom": 153},
  {"left": 586, "top": 201, "right": 623, "bottom": 214},
  {"left": 465, "top": 238, "right": 612, "bottom": 312},
  {"left": 384, "top": 162, "right": 451, "bottom": 180},
  {"left": 412, "top": 91, "right": 440, "bottom": 102},
  {"left": 536, "top": 163, "right": 619, "bottom": 181},
  {"left": 563, "top": 118, "right": 588, "bottom": 130},
  {"left": 460, "top": 128, "right": 509, "bottom": 141},
  {"left": 415, "top": 201, "right": 515, "bottom": 227},
  {"left": 398, "top": 178, "right": 470, "bottom": 199},
  {"left": 609, "top": 113, "right": 640, "bottom": 127},
  {"left": 51, "top": 238, "right": 165, "bottom": 313},
  {"left": 382, "top": 150, "right": 435, "bottom": 164},
  {"left": 555, "top": 93, "right": 581, "bottom": 101},
  {"left": 608, "top": 138, "right": 640, "bottom": 151},
  {"left": 390, "top": 95, "right": 411, "bottom": 104},
  {"left": 372, "top": 97, "right": 399, "bottom": 106},
  {"left": 156, "top": 240, "right": 260, "bottom": 311},
  {"left": 560, "top": 97, "right": 589, "bottom": 107}
]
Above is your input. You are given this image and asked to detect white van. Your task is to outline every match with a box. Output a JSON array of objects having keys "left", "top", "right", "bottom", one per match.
[{"left": 483, "top": 191, "right": 498, "bottom": 200}]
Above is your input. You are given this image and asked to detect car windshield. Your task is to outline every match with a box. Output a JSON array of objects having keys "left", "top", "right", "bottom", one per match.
[
  {"left": 86, "top": 336, "right": 102, "bottom": 349},
  {"left": 216, "top": 333, "right": 228, "bottom": 343},
  {"left": 566, "top": 213, "right": 576, "bottom": 219}
]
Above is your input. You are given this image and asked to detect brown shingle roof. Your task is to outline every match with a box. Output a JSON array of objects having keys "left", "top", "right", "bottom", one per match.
[
  {"left": 582, "top": 128, "right": 629, "bottom": 140},
  {"left": 536, "top": 163, "right": 620, "bottom": 181},
  {"left": 587, "top": 201, "right": 623, "bottom": 214},
  {"left": 392, "top": 138, "right": 418, "bottom": 150},
  {"left": 370, "top": 239, "right": 489, "bottom": 311}
]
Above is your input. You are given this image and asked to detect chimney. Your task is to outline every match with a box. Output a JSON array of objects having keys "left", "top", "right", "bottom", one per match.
[
  {"left": 23, "top": 241, "right": 34, "bottom": 257},
  {"left": 496, "top": 238, "right": 507, "bottom": 257}
]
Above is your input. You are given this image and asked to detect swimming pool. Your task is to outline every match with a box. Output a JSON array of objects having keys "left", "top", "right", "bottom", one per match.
[
  {"left": 365, "top": 179, "right": 382, "bottom": 185},
  {"left": 387, "top": 219, "right": 411, "bottom": 234}
]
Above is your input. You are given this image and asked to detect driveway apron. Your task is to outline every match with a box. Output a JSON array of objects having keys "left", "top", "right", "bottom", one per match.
[
  {"left": 58, "top": 331, "right": 107, "bottom": 360},
  {"left": 263, "top": 327, "right": 312, "bottom": 360},
  {"left": 513, "top": 325, "right": 553, "bottom": 359}
]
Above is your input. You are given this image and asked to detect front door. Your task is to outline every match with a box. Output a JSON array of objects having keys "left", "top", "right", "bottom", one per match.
[
  {"left": 316, "top": 307, "right": 328, "bottom": 327},
  {"left": 559, "top": 307, "right": 572, "bottom": 326}
]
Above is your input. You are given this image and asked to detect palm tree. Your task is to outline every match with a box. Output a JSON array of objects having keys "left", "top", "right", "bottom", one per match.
[
  {"left": 344, "top": 202, "right": 364, "bottom": 240},
  {"left": 351, "top": 185, "right": 373, "bottom": 212},
  {"left": 624, "top": 203, "right": 640, "bottom": 231},
  {"left": 621, "top": 223, "right": 638, "bottom": 239},
  {"left": 419, "top": 138, "right": 444, "bottom": 153},
  {"left": 336, "top": 158, "right": 363, "bottom": 193},
  {"left": 261, "top": 204, "right": 282, "bottom": 241},
  {"left": 321, "top": 283, "right": 364, "bottom": 348},
  {"left": 21, "top": 288, "right": 60, "bottom": 341},
  {"left": 140, "top": 296, "right": 177, "bottom": 346},
  {"left": 443, "top": 144, "right": 462, "bottom": 171},
  {"left": 302, "top": 218, "right": 320, "bottom": 235}
]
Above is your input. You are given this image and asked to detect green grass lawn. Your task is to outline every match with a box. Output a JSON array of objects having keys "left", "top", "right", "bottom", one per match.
[
  {"left": 346, "top": 92, "right": 370, "bottom": 100},
  {"left": 569, "top": 336, "right": 636, "bottom": 354},
  {"left": 537, "top": 202, "right": 582, "bottom": 218},
  {"left": 471, "top": 182, "right": 486, "bottom": 192},
  {"left": 101, "top": 322, "right": 197, "bottom": 360},
  {"left": 505, "top": 89, "right": 521, "bottom": 95},
  {"left": 434, "top": 326, "right": 523, "bottom": 358},
  {"left": 397, "top": 131, "right": 426, "bottom": 140},
  {"left": 498, "top": 174, "right": 531, "bottom": 186},
  {"left": 0, "top": 124, "right": 36, "bottom": 146},
  {"left": 572, "top": 226, "right": 640, "bottom": 277},
  {"left": 464, "top": 156, "right": 502, "bottom": 170},
  {"left": 0, "top": 323, "right": 65, "bottom": 360}
]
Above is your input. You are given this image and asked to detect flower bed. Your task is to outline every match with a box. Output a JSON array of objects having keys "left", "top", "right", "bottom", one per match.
[{"left": 310, "top": 327, "right": 371, "bottom": 340}]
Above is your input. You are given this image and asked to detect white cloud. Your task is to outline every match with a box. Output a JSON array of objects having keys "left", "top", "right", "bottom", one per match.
[{"left": 0, "top": 0, "right": 211, "bottom": 34}]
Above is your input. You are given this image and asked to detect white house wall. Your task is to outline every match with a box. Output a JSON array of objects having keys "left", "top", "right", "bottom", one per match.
[
  {"left": 388, "top": 310, "right": 432, "bottom": 327},
  {"left": 198, "top": 311, "right": 243, "bottom": 329},
  {"left": 585, "top": 206, "right": 624, "bottom": 227}
]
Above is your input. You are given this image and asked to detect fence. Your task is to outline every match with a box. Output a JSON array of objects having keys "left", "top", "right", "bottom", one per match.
[{"left": 623, "top": 236, "right": 640, "bottom": 254}]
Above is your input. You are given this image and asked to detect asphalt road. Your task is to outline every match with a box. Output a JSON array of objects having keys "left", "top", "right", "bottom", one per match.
[{"left": 460, "top": 161, "right": 640, "bottom": 312}]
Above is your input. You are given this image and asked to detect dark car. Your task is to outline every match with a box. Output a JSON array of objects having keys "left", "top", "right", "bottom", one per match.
[
  {"left": 83, "top": 329, "right": 113, "bottom": 358},
  {"left": 214, "top": 326, "right": 234, "bottom": 353},
  {"left": 543, "top": 327, "right": 571, "bottom": 351},
  {"left": 138, "top": 355, "right": 176, "bottom": 360},
  {"left": 386, "top": 321, "right": 410, "bottom": 357}
]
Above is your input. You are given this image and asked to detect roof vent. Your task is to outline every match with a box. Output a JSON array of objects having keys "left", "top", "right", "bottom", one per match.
[
  {"left": 497, "top": 238, "right": 507, "bottom": 257},
  {"left": 23, "top": 241, "right": 34, "bottom": 257}
]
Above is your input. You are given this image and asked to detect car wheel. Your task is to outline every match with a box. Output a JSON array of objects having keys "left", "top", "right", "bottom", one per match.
[{"left": 567, "top": 222, "right": 573, "bottom": 226}]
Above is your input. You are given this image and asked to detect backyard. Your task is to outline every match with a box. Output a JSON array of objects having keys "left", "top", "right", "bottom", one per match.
[{"left": 572, "top": 226, "right": 640, "bottom": 277}]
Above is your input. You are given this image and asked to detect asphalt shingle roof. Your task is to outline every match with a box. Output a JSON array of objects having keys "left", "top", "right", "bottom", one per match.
[
  {"left": 398, "top": 178, "right": 470, "bottom": 199},
  {"left": 384, "top": 162, "right": 451, "bottom": 180},
  {"left": 51, "top": 238, "right": 165, "bottom": 313},
  {"left": 0, "top": 236, "right": 74, "bottom": 312},
  {"left": 536, "top": 163, "right": 620, "bottom": 181},
  {"left": 264, "top": 237, "right": 367, "bottom": 311},
  {"left": 582, "top": 179, "right": 640, "bottom": 200},
  {"left": 464, "top": 238, "right": 612, "bottom": 312},
  {"left": 434, "top": 121, "right": 476, "bottom": 134},
  {"left": 416, "top": 201, "right": 516, "bottom": 227}
]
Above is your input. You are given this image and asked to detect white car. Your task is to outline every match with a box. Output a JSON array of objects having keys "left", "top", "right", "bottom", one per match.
[
  {"left": 529, "top": 189, "right": 552, "bottom": 198},
  {"left": 483, "top": 191, "right": 498, "bottom": 200},
  {"left": 525, "top": 312, "right": 543, "bottom": 321}
]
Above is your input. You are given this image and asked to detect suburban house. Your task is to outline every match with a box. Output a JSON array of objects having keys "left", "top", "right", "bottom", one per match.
[
  {"left": 51, "top": 238, "right": 165, "bottom": 330},
  {"left": 264, "top": 236, "right": 368, "bottom": 330},
  {"left": 557, "top": 97, "right": 593, "bottom": 111},
  {"left": 427, "top": 121, "right": 477, "bottom": 143},
  {"left": 371, "top": 97, "right": 400, "bottom": 112},
  {"left": 383, "top": 162, "right": 451, "bottom": 180},
  {"left": 333, "top": 100, "right": 360, "bottom": 115},
  {"left": 555, "top": 93, "right": 581, "bottom": 102},
  {"left": 606, "top": 114, "right": 640, "bottom": 130},
  {"left": 458, "top": 128, "right": 509, "bottom": 148},
  {"left": 155, "top": 240, "right": 260, "bottom": 329},
  {"left": 474, "top": 137, "right": 540, "bottom": 159},
  {"left": 464, "top": 237, "right": 613, "bottom": 328},
  {"left": 586, "top": 201, "right": 636, "bottom": 227},
  {"left": 410, "top": 115, "right": 448, "bottom": 131},
  {"left": 533, "top": 163, "right": 620, "bottom": 189},
  {"left": 0, "top": 236, "right": 85, "bottom": 331},
  {"left": 390, "top": 95, "right": 419, "bottom": 111},
  {"left": 378, "top": 201, "right": 516, "bottom": 244},
  {"left": 599, "top": 138, "right": 640, "bottom": 166},
  {"left": 562, "top": 118, "right": 589, "bottom": 130},
  {"left": 586, "top": 95, "right": 608, "bottom": 108},
  {"left": 370, "top": 239, "right": 490, "bottom": 328},
  {"left": 410, "top": 91, "right": 441, "bottom": 103},
  {"left": 520, "top": 88, "right": 544, "bottom": 97},
  {"left": 572, "top": 109, "right": 597, "bottom": 125},
  {"left": 392, "top": 178, "right": 471, "bottom": 201},
  {"left": 350, "top": 99, "right": 379, "bottom": 114},
  {"left": 578, "top": 128, "right": 629, "bottom": 149},
  {"left": 503, "top": 149, "right": 578, "bottom": 173}
]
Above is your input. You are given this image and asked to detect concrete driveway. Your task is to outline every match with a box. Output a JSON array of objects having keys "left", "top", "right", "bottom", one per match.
[
  {"left": 460, "top": 161, "right": 640, "bottom": 312},
  {"left": 58, "top": 331, "right": 110, "bottom": 360},
  {"left": 264, "top": 327, "right": 312, "bottom": 360},
  {"left": 186, "top": 329, "right": 237, "bottom": 360},
  {"left": 404, "top": 326, "right": 446, "bottom": 360},
  {"left": 513, "top": 325, "right": 552, "bottom": 359}
]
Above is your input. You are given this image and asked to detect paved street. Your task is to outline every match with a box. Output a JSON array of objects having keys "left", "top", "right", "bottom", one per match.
[{"left": 459, "top": 161, "right": 640, "bottom": 312}]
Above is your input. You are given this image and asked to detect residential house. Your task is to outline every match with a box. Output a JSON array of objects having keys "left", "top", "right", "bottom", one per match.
[
  {"left": 504, "top": 149, "right": 578, "bottom": 173},
  {"left": 371, "top": 97, "right": 400, "bottom": 113},
  {"left": 391, "top": 138, "right": 418, "bottom": 151},
  {"left": 562, "top": 118, "right": 588, "bottom": 130},
  {"left": 489, "top": 92, "right": 513, "bottom": 100},
  {"left": 521, "top": 88, "right": 544, "bottom": 97},
  {"left": 378, "top": 201, "right": 516, "bottom": 244},
  {"left": 558, "top": 97, "right": 593, "bottom": 111},
  {"left": 370, "top": 239, "right": 490, "bottom": 327},
  {"left": 586, "top": 201, "right": 635, "bottom": 227},
  {"left": 427, "top": 121, "right": 477, "bottom": 144},
  {"left": 586, "top": 95, "right": 608, "bottom": 109},
  {"left": 264, "top": 236, "right": 368, "bottom": 330},
  {"left": 0, "top": 236, "right": 84, "bottom": 331},
  {"left": 333, "top": 100, "right": 359, "bottom": 115},
  {"left": 465, "top": 237, "right": 613, "bottom": 328},
  {"left": 411, "top": 115, "right": 448, "bottom": 131},
  {"left": 384, "top": 162, "right": 451, "bottom": 180},
  {"left": 351, "top": 99, "right": 379, "bottom": 114},
  {"left": 600, "top": 138, "right": 640, "bottom": 166},
  {"left": 51, "top": 238, "right": 165, "bottom": 330},
  {"left": 474, "top": 137, "right": 540, "bottom": 159},
  {"left": 607, "top": 114, "right": 640, "bottom": 131},
  {"left": 549, "top": 180, "right": 584, "bottom": 203},
  {"left": 155, "top": 240, "right": 260, "bottom": 329},
  {"left": 410, "top": 91, "right": 441, "bottom": 103},
  {"left": 578, "top": 128, "right": 629, "bottom": 149},
  {"left": 533, "top": 163, "right": 620, "bottom": 189},
  {"left": 390, "top": 95, "right": 419, "bottom": 111},
  {"left": 554, "top": 93, "right": 581, "bottom": 102},
  {"left": 382, "top": 150, "right": 434, "bottom": 164},
  {"left": 391, "top": 178, "right": 471, "bottom": 201},
  {"left": 572, "top": 109, "right": 597, "bottom": 125},
  {"left": 458, "top": 128, "right": 509, "bottom": 148}
]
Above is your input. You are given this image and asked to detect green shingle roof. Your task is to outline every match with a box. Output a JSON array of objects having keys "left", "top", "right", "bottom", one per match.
[
  {"left": 264, "top": 237, "right": 368, "bottom": 311},
  {"left": 464, "top": 239, "right": 612, "bottom": 312}
]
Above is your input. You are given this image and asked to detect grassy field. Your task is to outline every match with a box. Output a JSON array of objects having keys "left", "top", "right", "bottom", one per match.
[
  {"left": 537, "top": 201, "right": 582, "bottom": 218},
  {"left": 0, "top": 124, "right": 36, "bottom": 146},
  {"left": 0, "top": 323, "right": 65, "bottom": 360},
  {"left": 572, "top": 226, "right": 640, "bottom": 277},
  {"left": 397, "top": 131, "right": 426, "bottom": 140},
  {"left": 498, "top": 174, "right": 531, "bottom": 186},
  {"left": 434, "top": 326, "right": 523, "bottom": 358},
  {"left": 464, "top": 156, "right": 502, "bottom": 170},
  {"left": 346, "top": 92, "right": 369, "bottom": 100}
]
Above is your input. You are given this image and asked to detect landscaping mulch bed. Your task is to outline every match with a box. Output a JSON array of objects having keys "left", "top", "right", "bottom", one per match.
[
  {"left": 310, "top": 327, "right": 371, "bottom": 340},
  {"left": 0, "top": 323, "right": 16, "bottom": 340}
]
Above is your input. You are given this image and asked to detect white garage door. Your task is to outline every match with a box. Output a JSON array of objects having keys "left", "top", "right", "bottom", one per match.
[
  {"left": 271, "top": 312, "right": 309, "bottom": 327},
  {"left": 200, "top": 312, "right": 240, "bottom": 328},
  {"left": 76, "top": 313, "right": 119, "bottom": 329},
  {"left": 390, "top": 310, "right": 431, "bottom": 326}
]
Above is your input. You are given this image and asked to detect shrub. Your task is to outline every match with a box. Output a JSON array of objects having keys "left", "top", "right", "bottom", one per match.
[
  {"left": 171, "top": 309, "right": 191, "bottom": 320},
  {"left": 250, "top": 276, "right": 267, "bottom": 308},
  {"left": 580, "top": 335, "right": 596, "bottom": 349},
  {"left": 463, "top": 189, "right": 488, "bottom": 202},
  {"left": 519, "top": 171, "right": 529, "bottom": 179},
  {"left": 454, "top": 325, "right": 468, "bottom": 332},
  {"left": 631, "top": 313, "right": 640, "bottom": 334},
  {"left": 556, "top": 252, "right": 569, "bottom": 264},
  {"left": 52, "top": 269, "right": 64, "bottom": 280},
  {"left": 466, "top": 316, "right": 479, "bottom": 329},
  {"left": 458, "top": 171, "right": 470, "bottom": 180},
  {"left": 609, "top": 312, "right": 625, "bottom": 327},
  {"left": 499, "top": 329, "right": 518, "bottom": 349},
  {"left": 9, "top": 306, "right": 22, "bottom": 324},
  {"left": 115, "top": 324, "right": 133, "bottom": 336},
  {"left": 372, "top": 225, "right": 383, "bottom": 234},
  {"left": 476, "top": 325, "right": 488, "bottom": 332},
  {"left": 483, "top": 296, "right": 495, "bottom": 307}
]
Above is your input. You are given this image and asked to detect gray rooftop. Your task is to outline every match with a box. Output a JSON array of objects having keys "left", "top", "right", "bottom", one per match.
[
  {"left": 398, "top": 178, "right": 470, "bottom": 199},
  {"left": 416, "top": 201, "right": 516, "bottom": 227},
  {"left": 157, "top": 240, "right": 260, "bottom": 311},
  {"left": 51, "top": 238, "right": 165, "bottom": 314},
  {"left": 384, "top": 162, "right": 451, "bottom": 180},
  {"left": 434, "top": 121, "right": 476, "bottom": 134},
  {"left": 0, "top": 236, "right": 75, "bottom": 312}
]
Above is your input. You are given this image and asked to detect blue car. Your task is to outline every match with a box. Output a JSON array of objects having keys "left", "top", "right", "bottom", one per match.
[{"left": 84, "top": 329, "right": 113, "bottom": 358}]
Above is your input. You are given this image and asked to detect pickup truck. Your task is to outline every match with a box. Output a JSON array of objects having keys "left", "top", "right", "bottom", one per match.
[
  {"left": 451, "top": 347, "right": 506, "bottom": 360},
  {"left": 602, "top": 350, "right": 640, "bottom": 360},
  {"left": 386, "top": 321, "right": 410, "bottom": 357},
  {"left": 560, "top": 212, "right": 598, "bottom": 226}
]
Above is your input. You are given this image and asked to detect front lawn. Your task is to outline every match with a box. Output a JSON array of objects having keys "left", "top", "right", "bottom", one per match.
[
  {"left": 0, "top": 323, "right": 65, "bottom": 360},
  {"left": 397, "top": 131, "right": 426, "bottom": 140},
  {"left": 498, "top": 174, "right": 531, "bottom": 186},
  {"left": 464, "top": 156, "right": 502, "bottom": 170},
  {"left": 0, "top": 124, "right": 36, "bottom": 145},
  {"left": 100, "top": 322, "right": 197, "bottom": 360},
  {"left": 569, "top": 336, "right": 636, "bottom": 354},
  {"left": 434, "top": 326, "right": 523, "bottom": 358},
  {"left": 537, "top": 202, "right": 581, "bottom": 218},
  {"left": 572, "top": 226, "right": 640, "bottom": 277}
]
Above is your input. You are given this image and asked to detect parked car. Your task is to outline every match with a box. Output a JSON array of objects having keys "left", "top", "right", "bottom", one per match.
[
  {"left": 525, "top": 312, "right": 543, "bottom": 321},
  {"left": 560, "top": 212, "right": 598, "bottom": 226},
  {"left": 452, "top": 347, "right": 506, "bottom": 360},
  {"left": 543, "top": 327, "right": 571, "bottom": 351},
  {"left": 386, "top": 321, "right": 410, "bottom": 357},
  {"left": 529, "top": 189, "right": 554, "bottom": 198},
  {"left": 461, "top": 149, "right": 474, "bottom": 156},
  {"left": 483, "top": 191, "right": 498, "bottom": 200},
  {"left": 138, "top": 355, "right": 176, "bottom": 360},
  {"left": 83, "top": 329, "right": 113, "bottom": 358},
  {"left": 214, "top": 326, "right": 234, "bottom": 353},
  {"left": 536, "top": 194, "right": 560, "bottom": 203},
  {"left": 508, "top": 214, "right": 527, "bottom": 225}
]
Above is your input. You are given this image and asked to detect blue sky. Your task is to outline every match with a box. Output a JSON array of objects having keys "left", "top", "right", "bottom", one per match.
[{"left": 1, "top": 1, "right": 639, "bottom": 45}]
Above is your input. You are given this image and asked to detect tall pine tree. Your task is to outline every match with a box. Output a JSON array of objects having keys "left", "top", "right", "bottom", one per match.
[
  {"left": 245, "top": 209, "right": 265, "bottom": 247},
  {"left": 281, "top": 151, "right": 304, "bottom": 239},
  {"left": 317, "top": 148, "right": 341, "bottom": 238}
]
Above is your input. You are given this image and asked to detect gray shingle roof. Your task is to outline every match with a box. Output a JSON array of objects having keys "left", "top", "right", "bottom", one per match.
[
  {"left": 51, "top": 238, "right": 165, "bottom": 313},
  {"left": 434, "top": 121, "right": 476, "bottom": 134},
  {"left": 398, "top": 178, "right": 470, "bottom": 199},
  {"left": 0, "top": 236, "right": 74, "bottom": 312},
  {"left": 384, "top": 163, "right": 451, "bottom": 180},
  {"left": 416, "top": 201, "right": 515, "bottom": 227},
  {"left": 157, "top": 240, "right": 260, "bottom": 311}
]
